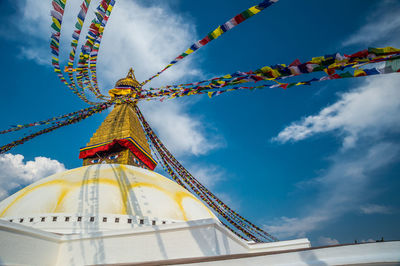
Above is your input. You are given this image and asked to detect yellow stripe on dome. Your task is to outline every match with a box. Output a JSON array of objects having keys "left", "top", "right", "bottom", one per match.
[
  {"left": 54, "top": 187, "right": 69, "bottom": 213},
  {"left": 0, "top": 171, "right": 204, "bottom": 219},
  {"left": 0, "top": 178, "right": 120, "bottom": 217}
]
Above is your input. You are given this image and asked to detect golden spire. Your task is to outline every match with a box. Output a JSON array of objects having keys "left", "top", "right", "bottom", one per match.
[
  {"left": 79, "top": 69, "right": 157, "bottom": 169},
  {"left": 127, "top": 68, "right": 136, "bottom": 79}
]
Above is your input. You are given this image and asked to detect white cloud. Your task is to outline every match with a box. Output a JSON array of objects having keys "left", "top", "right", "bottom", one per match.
[
  {"left": 97, "top": 0, "right": 203, "bottom": 88},
  {"left": 13, "top": 0, "right": 221, "bottom": 157},
  {"left": 266, "top": 216, "right": 325, "bottom": 239},
  {"left": 19, "top": 47, "right": 49, "bottom": 65},
  {"left": 140, "top": 100, "right": 222, "bottom": 156},
  {"left": 360, "top": 239, "right": 375, "bottom": 243},
  {"left": 17, "top": 0, "right": 52, "bottom": 40},
  {"left": 188, "top": 164, "right": 225, "bottom": 189},
  {"left": 184, "top": 164, "right": 240, "bottom": 211},
  {"left": 318, "top": 236, "right": 339, "bottom": 246},
  {"left": 273, "top": 75, "right": 400, "bottom": 149},
  {"left": 265, "top": 142, "right": 399, "bottom": 239},
  {"left": 360, "top": 204, "right": 393, "bottom": 215},
  {"left": 15, "top": 0, "right": 94, "bottom": 65},
  {"left": 215, "top": 192, "right": 241, "bottom": 212},
  {"left": 14, "top": 0, "right": 203, "bottom": 86},
  {"left": 0, "top": 154, "right": 66, "bottom": 200},
  {"left": 342, "top": 1, "right": 400, "bottom": 47}
]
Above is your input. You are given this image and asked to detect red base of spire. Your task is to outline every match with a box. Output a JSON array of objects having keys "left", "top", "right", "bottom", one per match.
[{"left": 79, "top": 138, "right": 156, "bottom": 170}]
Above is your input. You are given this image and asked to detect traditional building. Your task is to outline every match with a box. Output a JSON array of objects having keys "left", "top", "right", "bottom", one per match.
[{"left": 0, "top": 71, "right": 399, "bottom": 265}]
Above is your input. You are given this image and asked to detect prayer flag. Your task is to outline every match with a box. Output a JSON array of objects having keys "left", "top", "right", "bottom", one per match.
[
  {"left": 53, "top": 0, "right": 65, "bottom": 9},
  {"left": 52, "top": 1, "right": 64, "bottom": 15}
]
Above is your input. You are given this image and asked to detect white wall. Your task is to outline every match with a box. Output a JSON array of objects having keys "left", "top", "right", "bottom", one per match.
[
  {"left": 55, "top": 219, "right": 248, "bottom": 265},
  {"left": 12, "top": 218, "right": 396, "bottom": 266},
  {"left": 0, "top": 220, "right": 59, "bottom": 266}
]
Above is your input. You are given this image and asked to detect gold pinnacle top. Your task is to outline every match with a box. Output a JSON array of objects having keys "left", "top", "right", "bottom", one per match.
[
  {"left": 109, "top": 68, "right": 142, "bottom": 99},
  {"left": 115, "top": 68, "right": 140, "bottom": 89}
]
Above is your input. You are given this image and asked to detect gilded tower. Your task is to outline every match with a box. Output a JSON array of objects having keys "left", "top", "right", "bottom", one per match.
[{"left": 79, "top": 69, "right": 157, "bottom": 170}]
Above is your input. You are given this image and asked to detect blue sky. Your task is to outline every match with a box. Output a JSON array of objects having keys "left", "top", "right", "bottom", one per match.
[{"left": 1, "top": 0, "right": 400, "bottom": 246}]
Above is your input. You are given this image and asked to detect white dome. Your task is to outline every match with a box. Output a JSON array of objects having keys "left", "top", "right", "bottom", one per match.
[{"left": 0, "top": 164, "right": 216, "bottom": 233}]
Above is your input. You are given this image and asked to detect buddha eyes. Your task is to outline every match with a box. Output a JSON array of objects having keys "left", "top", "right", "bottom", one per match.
[
  {"left": 108, "top": 154, "right": 119, "bottom": 160},
  {"left": 90, "top": 159, "right": 100, "bottom": 164},
  {"left": 89, "top": 154, "right": 119, "bottom": 164}
]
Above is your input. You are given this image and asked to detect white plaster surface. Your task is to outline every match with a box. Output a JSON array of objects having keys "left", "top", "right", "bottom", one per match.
[
  {"left": 0, "top": 218, "right": 398, "bottom": 266},
  {"left": 0, "top": 218, "right": 309, "bottom": 265},
  {"left": 0, "top": 164, "right": 216, "bottom": 234}
]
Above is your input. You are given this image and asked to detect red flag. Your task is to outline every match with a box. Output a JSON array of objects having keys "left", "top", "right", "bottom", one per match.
[
  {"left": 325, "top": 68, "right": 336, "bottom": 75},
  {"left": 52, "top": 1, "right": 64, "bottom": 15},
  {"left": 330, "top": 74, "right": 341, "bottom": 79},
  {"left": 101, "top": 0, "right": 108, "bottom": 10},
  {"left": 199, "top": 36, "right": 211, "bottom": 46},
  {"left": 279, "top": 83, "right": 288, "bottom": 89},
  {"left": 346, "top": 49, "right": 368, "bottom": 58},
  {"left": 80, "top": 2, "right": 88, "bottom": 13},
  {"left": 289, "top": 59, "right": 301, "bottom": 67},
  {"left": 234, "top": 14, "right": 245, "bottom": 24}
]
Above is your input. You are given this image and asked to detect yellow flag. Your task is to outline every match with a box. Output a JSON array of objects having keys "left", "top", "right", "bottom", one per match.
[
  {"left": 249, "top": 6, "right": 262, "bottom": 14},
  {"left": 184, "top": 48, "right": 194, "bottom": 55},
  {"left": 311, "top": 56, "right": 324, "bottom": 64},
  {"left": 211, "top": 27, "right": 224, "bottom": 38},
  {"left": 52, "top": 17, "right": 61, "bottom": 30}
]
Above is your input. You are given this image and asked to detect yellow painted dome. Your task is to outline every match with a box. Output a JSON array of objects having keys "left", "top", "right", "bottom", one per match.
[{"left": 0, "top": 164, "right": 216, "bottom": 222}]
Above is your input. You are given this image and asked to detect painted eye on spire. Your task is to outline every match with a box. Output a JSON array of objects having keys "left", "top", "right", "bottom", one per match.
[
  {"left": 108, "top": 154, "right": 119, "bottom": 160},
  {"left": 90, "top": 158, "right": 101, "bottom": 164}
]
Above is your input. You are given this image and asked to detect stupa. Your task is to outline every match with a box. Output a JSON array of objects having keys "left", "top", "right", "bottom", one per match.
[{"left": 0, "top": 71, "right": 398, "bottom": 265}]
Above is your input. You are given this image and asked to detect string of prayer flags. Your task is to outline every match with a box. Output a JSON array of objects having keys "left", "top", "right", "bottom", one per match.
[
  {"left": 135, "top": 105, "right": 278, "bottom": 242},
  {"left": 50, "top": 0, "right": 99, "bottom": 104},
  {"left": 0, "top": 102, "right": 113, "bottom": 154},
  {"left": 88, "top": 0, "right": 116, "bottom": 99},
  {"left": 144, "top": 46, "right": 400, "bottom": 93},
  {"left": 76, "top": 0, "right": 115, "bottom": 100},
  {"left": 141, "top": 0, "right": 279, "bottom": 86},
  {"left": 50, "top": 0, "right": 118, "bottom": 104},
  {"left": 50, "top": 0, "right": 65, "bottom": 32},
  {"left": 138, "top": 47, "right": 400, "bottom": 101},
  {"left": 63, "top": 0, "right": 95, "bottom": 103},
  {"left": 193, "top": 60, "right": 400, "bottom": 99},
  {"left": 70, "top": 0, "right": 102, "bottom": 99},
  {"left": 0, "top": 104, "right": 111, "bottom": 135},
  {"left": 47, "top": 0, "right": 400, "bottom": 107},
  {"left": 50, "top": 0, "right": 67, "bottom": 87}
]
